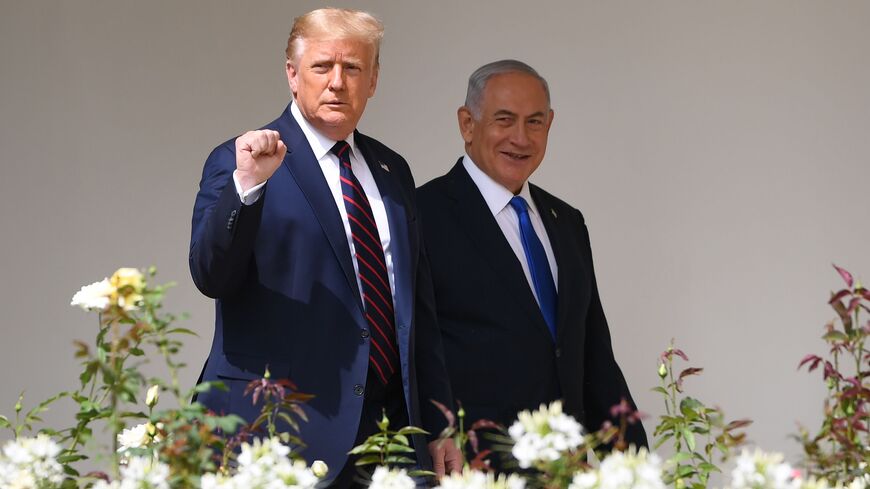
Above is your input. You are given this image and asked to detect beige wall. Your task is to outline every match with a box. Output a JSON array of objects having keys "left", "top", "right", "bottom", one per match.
[{"left": 2, "top": 0, "right": 869, "bottom": 463}]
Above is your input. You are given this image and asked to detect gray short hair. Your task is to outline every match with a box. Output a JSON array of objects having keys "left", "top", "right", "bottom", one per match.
[{"left": 464, "top": 59, "right": 550, "bottom": 118}]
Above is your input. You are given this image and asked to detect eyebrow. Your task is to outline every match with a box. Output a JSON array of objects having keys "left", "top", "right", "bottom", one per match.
[{"left": 493, "top": 109, "right": 546, "bottom": 118}]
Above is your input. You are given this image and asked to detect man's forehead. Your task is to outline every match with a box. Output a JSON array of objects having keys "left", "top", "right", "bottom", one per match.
[{"left": 303, "top": 37, "right": 373, "bottom": 57}]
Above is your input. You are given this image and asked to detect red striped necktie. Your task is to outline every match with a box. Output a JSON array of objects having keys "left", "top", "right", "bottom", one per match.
[{"left": 331, "top": 140, "right": 399, "bottom": 385}]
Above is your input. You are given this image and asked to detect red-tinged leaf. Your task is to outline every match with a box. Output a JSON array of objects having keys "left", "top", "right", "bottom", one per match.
[
  {"left": 677, "top": 368, "right": 703, "bottom": 390},
  {"left": 468, "top": 429, "right": 480, "bottom": 453},
  {"left": 469, "top": 419, "right": 503, "bottom": 432},
  {"left": 829, "top": 289, "right": 852, "bottom": 304},
  {"left": 469, "top": 449, "right": 493, "bottom": 472},
  {"left": 672, "top": 349, "right": 689, "bottom": 362},
  {"left": 847, "top": 297, "right": 862, "bottom": 314},
  {"left": 83, "top": 471, "right": 110, "bottom": 482},
  {"left": 429, "top": 399, "right": 455, "bottom": 429},
  {"left": 861, "top": 289, "right": 870, "bottom": 302},
  {"left": 630, "top": 409, "right": 649, "bottom": 422},
  {"left": 833, "top": 264, "right": 854, "bottom": 288},
  {"left": 610, "top": 398, "right": 633, "bottom": 417},
  {"left": 725, "top": 419, "right": 753, "bottom": 430},
  {"left": 798, "top": 354, "right": 823, "bottom": 371},
  {"left": 831, "top": 299, "right": 853, "bottom": 332},
  {"left": 823, "top": 361, "right": 841, "bottom": 380}
]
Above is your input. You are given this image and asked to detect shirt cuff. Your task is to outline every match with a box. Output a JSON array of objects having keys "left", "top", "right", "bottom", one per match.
[{"left": 233, "top": 170, "right": 266, "bottom": 205}]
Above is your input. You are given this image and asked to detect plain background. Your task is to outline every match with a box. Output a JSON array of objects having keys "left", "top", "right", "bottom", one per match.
[{"left": 2, "top": 0, "right": 869, "bottom": 468}]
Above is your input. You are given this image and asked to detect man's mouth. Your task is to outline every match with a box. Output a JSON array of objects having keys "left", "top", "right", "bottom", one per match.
[{"left": 501, "top": 151, "right": 531, "bottom": 161}]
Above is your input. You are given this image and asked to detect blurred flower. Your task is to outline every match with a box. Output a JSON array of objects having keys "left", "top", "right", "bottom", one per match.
[
  {"left": 729, "top": 449, "right": 800, "bottom": 489},
  {"left": 117, "top": 422, "right": 161, "bottom": 452},
  {"left": 311, "top": 460, "right": 328, "bottom": 479},
  {"left": 369, "top": 466, "right": 416, "bottom": 489},
  {"left": 508, "top": 400, "right": 584, "bottom": 468},
  {"left": 0, "top": 434, "right": 64, "bottom": 489},
  {"left": 70, "top": 278, "right": 114, "bottom": 311},
  {"left": 110, "top": 268, "right": 144, "bottom": 312},
  {"left": 145, "top": 385, "right": 160, "bottom": 408},
  {"left": 229, "top": 437, "right": 317, "bottom": 489},
  {"left": 435, "top": 468, "right": 526, "bottom": 489}
]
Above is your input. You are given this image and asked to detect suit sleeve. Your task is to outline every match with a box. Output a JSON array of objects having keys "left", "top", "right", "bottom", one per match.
[
  {"left": 578, "top": 211, "right": 650, "bottom": 449},
  {"left": 189, "top": 142, "right": 266, "bottom": 298},
  {"left": 413, "top": 237, "right": 455, "bottom": 439}
]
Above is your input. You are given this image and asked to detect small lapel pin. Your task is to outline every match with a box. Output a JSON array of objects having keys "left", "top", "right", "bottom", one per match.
[
  {"left": 550, "top": 208, "right": 558, "bottom": 219},
  {"left": 379, "top": 161, "right": 390, "bottom": 172}
]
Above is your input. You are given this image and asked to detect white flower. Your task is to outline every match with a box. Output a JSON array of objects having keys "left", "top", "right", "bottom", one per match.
[
  {"left": 599, "top": 448, "right": 665, "bottom": 489},
  {"left": 370, "top": 466, "right": 416, "bottom": 489},
  {"left": 145, "top": 385, "right": 160, "bottom": 407},
  {"left": 0, "top": 434, "right": 64, "bottom": 489},
  {"left": 569, "top": 471, "right": 600, "bottom": 489},
  {"left": 230, "top": 437, "right": 317, "bottom": 489},
  {"left": 310, "top": 460, "right": 328, "bottom": 479},
  {"left": 508, "top": 400, "right": 584, "bottom": 468},
  {"left": 729, "top": 449, "right": 800, "bottom": 489},
  {"left": 435, "top": 468, "right": 526, "bottom": 489},
  {"left": 70, "top": 278, "right": 114, "bottom": 311},
  {"left": 117, "top": 423, "right": 160, "bottom": 452},
  {"left": 116, "top": 456, "right": 169, "bottom": 489}
]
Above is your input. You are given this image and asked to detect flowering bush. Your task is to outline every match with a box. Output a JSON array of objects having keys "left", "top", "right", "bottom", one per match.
[{"left": 4, "top": 264, "right": 870, "bottom": 488}]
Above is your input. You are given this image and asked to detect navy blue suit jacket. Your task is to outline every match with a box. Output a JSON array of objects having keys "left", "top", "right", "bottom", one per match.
[
  {"left": 417, "top": 161, "right": 648, "bottom": 451},
  {"left": 189, "top": 104, "right": 452, "bottom": 479}
]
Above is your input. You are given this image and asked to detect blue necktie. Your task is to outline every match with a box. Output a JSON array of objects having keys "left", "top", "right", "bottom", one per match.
[
  {"left": 509, "top": 196, "right": 558, "bottom": 340},
  {"left": 331, "top": 141, "right": 399, "bottom": 385}
]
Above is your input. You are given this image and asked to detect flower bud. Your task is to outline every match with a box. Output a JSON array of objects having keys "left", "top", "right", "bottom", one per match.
[
  {"left": 457, "top": 406, "right": 466, "bottom": 418},
  {"left": 145, "top": 385, "right": 160, "bottom": 407},
  {"left": 657, "top": 363, "right": 667, "bottom": 379},
  {"left": 312, "top": 460, "right": 328, "bottom": 478}
]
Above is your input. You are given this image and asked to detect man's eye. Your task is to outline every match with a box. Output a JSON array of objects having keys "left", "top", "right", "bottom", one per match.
[
  {"left": 528, "top": 119, "right": 543, "bottom": 126},
  {"left": 312, "top": 64, "right": 329, "bottom": 73}
]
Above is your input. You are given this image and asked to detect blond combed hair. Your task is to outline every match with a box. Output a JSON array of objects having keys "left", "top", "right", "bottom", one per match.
[{"left": 286, "top": 8, "right": 384, "bottom": 66}]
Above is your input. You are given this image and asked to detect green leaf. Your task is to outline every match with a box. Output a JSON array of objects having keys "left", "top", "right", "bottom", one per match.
[
  {"left": 669, "top": 451, "right": 693, "bottom": 463},
  {"left": 396, "top": 426, "right": 429, "bottom": 436},
  {"left": 676, "top": 465, "right": 696, "bottom": 478},
  {"left": 167, "top": 328, "right": 198, "bottom": 336},
  {"left": 393, "top": 434, "right": 409, "bottom": 445},
  {"left": 385, "top": 443, "right": 415, "bottom": 453},
  {"left": 698, "top": 462, "right": 720, "bottom": 473},
  {"left": 129, "top": 348, "right": 145, "bottom": 356},
  {"left": 682, "top": 427, "right": 696, "bottom": 451},
  {"left": 384, "top": 455, "right": 417, "bottom": 464},
  {"left": 409, "top": 470, "right": 437, "bottom": 478},
  {"left": 822, "top": 330, "right": 848, "bottom": 342},
  {"left": 0, "top": 415, "right": 9, "bottom": 429},
  {"left": 651, "top": 386, "right": 669, "bottom": 395},
  {"left": 354, "top": 455, "right": 382, "bottom": 466}
]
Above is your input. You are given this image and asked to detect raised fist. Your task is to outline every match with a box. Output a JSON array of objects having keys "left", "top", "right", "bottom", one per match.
[{"left": 235, "top": 130, "right": 287, "bottom": 192}]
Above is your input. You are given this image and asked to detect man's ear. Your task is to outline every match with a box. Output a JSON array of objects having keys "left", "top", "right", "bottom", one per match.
[
  {"left": 368, "top": 64, "right": 379, "bottom": 98},
  {"left": 286, "top": 60, "right": 298, "bottom": 97},
  {"left": 546, "top": 108, "right": 555, "bottom": 131},
  {"left": 457, "top": 106, "right": 475, "bottom": 144}
]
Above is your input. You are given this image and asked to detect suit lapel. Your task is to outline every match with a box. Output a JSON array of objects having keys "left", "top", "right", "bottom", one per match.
[
  {"left": 447, "top": 161, "right": 553, "bottom": 342},
  {"left": 274, "top": 107, "right": 362, "bottom": 311},
  {"left": 532, "top": 185, "right": 582, "bottom": 344},
  {"left": 354, "top": 133, "right": 412, "bottom": 335}
]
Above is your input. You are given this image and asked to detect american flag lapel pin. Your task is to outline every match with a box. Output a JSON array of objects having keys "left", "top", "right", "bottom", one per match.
[{"left": 379, "top": 161, "right": 390, "bottom": 172}]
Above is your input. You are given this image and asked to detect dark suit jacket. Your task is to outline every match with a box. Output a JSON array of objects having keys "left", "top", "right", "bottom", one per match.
[
  {"left": 416, "top": 160, "right": 647, "bottom": 450},
  {"left": 189, "top": 104, "right": 452, "bottom": 480}
]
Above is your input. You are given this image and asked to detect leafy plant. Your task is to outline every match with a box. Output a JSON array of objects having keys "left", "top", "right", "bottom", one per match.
[
  {"left": 348, "top": 411, "right": 433, "bottom": 481},
  {"left": 797, "top": 264, "right": 870, "bottom": 484},
  {"left": 653, "top": 344, "right": 751, "bottom": 489},
  {"left": 430, "top": 399, "right": 502, "bottom": 471}
]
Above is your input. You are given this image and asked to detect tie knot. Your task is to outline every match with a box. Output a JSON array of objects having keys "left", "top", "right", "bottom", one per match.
[
  {"left": 509, "top": 196, "right": 529, "bottom": 216},
  {"left": 330, "top": 140, "right": 351, "bottom": 161}
]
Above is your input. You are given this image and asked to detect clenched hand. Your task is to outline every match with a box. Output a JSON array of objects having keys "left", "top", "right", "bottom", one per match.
[{"left": 235, "top": 129, "right": 287, "bottom": 192}]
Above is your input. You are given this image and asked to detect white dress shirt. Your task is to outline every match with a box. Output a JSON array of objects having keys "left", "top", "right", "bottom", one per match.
[
  {"left": 232, "top": 102, "right": 396, "bottom": 302},
  {"left": 462, "top": 154, "right": 559, "bottom": 304}
]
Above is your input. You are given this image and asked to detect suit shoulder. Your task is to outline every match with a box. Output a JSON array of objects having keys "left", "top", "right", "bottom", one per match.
[
  {"left": 355, "top": 132, "right": 407, "bottom": 164},
  {"left": 530, "top": 183, "right": 586, "bottom": 225}
]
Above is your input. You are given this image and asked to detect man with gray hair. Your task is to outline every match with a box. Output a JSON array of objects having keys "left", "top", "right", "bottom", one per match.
[
  {"left": 417, "top": 59, "right": 648, "bottom": 464},
  {"left": 190, "top": 8, "right": 460, "bottom": 486}
]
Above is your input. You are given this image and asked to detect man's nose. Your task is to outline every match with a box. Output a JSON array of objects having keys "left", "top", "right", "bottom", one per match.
[
  {"left": 328, "top": 65, "right": 345, "bottom": 91},
  {"left": 510, "top": 123, "right": 531, "bottom": 146}
]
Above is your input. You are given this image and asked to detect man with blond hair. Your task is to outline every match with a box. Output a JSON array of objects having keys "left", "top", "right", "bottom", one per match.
[{"left": 190, "top": 8, "right": 460, "bottom": 486}]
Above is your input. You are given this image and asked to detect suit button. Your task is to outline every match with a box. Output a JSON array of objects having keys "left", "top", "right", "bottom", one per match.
[
  {"left": 230, "top": 210, "right": 238, "bottom": 217},
  {"left": 360, "top": 329, "right": 370, "bottom": 338},
  {"left": 353, "top": 384, "right": 364, "bottom": 396},
  {"left": 555, "top": 348, "right": 562, "bottom": 358}
]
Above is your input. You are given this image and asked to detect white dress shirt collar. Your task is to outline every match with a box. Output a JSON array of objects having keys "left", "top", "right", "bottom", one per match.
[
  {"left": 462, "top": 154, "right": 536, "bottom": 216},
  {"left": 290, "top": 101, "right": 359, "bottom": 162}
]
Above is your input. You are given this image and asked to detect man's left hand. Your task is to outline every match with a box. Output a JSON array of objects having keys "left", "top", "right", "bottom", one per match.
[{"left": 427, "top": 438, "right": 463, "bottom": 480}]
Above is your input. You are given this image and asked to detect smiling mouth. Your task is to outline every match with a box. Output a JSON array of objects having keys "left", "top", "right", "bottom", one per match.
[{"left": 501, "top": 151, "right": 531, "bottom": 160}]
